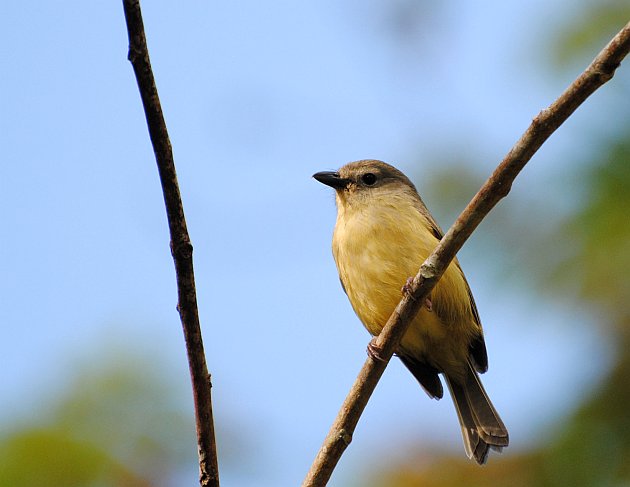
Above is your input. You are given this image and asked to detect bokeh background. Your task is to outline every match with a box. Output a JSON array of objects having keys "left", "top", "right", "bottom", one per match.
[{"left": 2, "top": 1, "right": 629, "bottom": 486}]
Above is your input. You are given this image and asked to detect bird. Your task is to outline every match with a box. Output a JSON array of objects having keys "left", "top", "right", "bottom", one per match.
[{"left": 313, "top": 159, "right": 508, "bottom": 464}]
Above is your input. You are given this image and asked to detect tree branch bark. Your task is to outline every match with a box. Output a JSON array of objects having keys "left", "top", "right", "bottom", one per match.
[
  {"left": 303, "top": 20, "right": 630, "bottom": 487},
  {"left": 122, "top": 1, "right": 220, "bottom": 486}
]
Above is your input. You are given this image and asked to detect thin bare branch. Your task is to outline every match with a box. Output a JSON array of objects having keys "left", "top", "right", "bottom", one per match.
[
  {"left": 303, "top": 20, "right": 630, "bottom": 487},
  {"left": 122, "top": 1, "right": 220, "bottom": 486}
]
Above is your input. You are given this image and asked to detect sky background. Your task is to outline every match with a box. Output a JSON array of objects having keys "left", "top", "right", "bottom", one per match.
[{"left": 0, "top": 2, "right": 623, "bottom": 486}]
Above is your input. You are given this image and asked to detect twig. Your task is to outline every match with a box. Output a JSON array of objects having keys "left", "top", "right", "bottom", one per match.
[
  {"left": 303, "top": 20, "right": 630, "bottom": 487},
  {"left": 122, "top": 1, "right": 220, "bottom": 486}
]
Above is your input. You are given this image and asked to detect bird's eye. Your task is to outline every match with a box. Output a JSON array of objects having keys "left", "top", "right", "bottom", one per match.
[{"left": 361, "top": 173, "right": 377, "bottom": 186}]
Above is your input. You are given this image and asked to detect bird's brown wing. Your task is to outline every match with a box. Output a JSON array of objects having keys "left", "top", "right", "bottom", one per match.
[
  {"left": 413, "top": 199, "right": 489, "bottom": 373},
  {"left": 461, "top": 273, "right": 488, "bottom": 373}
]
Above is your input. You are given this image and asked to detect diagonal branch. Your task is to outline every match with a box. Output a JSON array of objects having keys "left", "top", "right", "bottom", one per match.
[
  {"left": 122, "top": 1, "right": 220, "bottom": 486},
  {"left": 303, "top": 20, "right": 630, "bottom": 487}
]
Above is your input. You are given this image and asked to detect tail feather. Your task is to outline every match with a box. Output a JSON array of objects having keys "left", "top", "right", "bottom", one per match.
[{"left": 445, "top": 362, "right": 509, "bottom": 464}]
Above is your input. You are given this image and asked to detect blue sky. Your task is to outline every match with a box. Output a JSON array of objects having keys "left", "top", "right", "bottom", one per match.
[{"left": 0, "top": 2, "right": 621, "bottom": 486}]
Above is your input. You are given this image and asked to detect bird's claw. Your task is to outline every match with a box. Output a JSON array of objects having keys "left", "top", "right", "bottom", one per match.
[
  {"left": 401, "top": 277, "right": 414, "bottom": 296},
  {"left": 401, "top": 277, "right": 432, "bottom": 311},
  {"left": 367, "top": 338, "right": 386, "bottom": 362}
]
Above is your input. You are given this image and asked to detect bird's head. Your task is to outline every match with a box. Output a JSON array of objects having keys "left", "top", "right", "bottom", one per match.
[{"left": 313, "top": 160, "right": 420, "bottom": 212}]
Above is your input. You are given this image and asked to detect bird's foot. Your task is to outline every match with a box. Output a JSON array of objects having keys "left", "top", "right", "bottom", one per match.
[
  {"left": 367, "top": 338, "right": 386, "bottom": 362},
  {"left": 401, "top": 277, "right": 414, "bottom": 296},
  {"left": 401, "top": 277, "right": 432, "bottom": 311}
]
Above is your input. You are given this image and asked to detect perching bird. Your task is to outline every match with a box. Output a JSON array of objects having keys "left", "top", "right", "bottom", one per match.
[{"left": 313, "top": 160, "right": 508, "bottom": 464}]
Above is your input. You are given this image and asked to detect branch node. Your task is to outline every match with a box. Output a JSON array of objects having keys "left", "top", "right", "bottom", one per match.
[
  {"left": 336, "top": 428, "right": 352, "bottom": 446},
  {"left": 420, "top": 262, "right": 438, "bottom": 280},
  {"left": 127, "top": 45, "right": 140, "bottom": 63},
  {"left": 171, "top": 239, "right": 194, "bottom": 259},
  {"left": 595, "top": 60, "right": 619, "bottom": 81},
  {"left": 532, "top": 109, "right": 554, "bottom": 132}
]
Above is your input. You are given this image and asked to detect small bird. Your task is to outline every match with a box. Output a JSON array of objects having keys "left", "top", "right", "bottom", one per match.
[{"left": 313, "top": 160, "right": 508, "bottom": 464}]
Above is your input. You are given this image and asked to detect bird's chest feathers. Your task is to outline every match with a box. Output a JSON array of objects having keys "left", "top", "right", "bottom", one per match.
[{"left": 332, "top": 202, "right": 436, "bottom": 333}]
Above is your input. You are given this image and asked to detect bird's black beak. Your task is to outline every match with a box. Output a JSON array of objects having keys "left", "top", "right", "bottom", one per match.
[{"left": 313, "top": 171, "right": 349, "bottom": 190}]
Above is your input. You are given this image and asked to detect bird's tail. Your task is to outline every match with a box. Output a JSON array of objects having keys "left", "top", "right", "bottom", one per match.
[{"left": 445, "top": 362, "right": 509, "bottom": 464}]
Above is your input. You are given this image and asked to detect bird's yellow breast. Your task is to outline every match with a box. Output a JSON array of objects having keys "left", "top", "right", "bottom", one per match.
[{"left": 332, "top": 191, "right": 478, "bottom": 373}]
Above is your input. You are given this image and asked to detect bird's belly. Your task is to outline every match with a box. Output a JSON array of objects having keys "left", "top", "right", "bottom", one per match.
[
  {"left": 339, "top": 241, "right": 445, "bottom": 330},
  {"left": 344, "top": 270, "right": 451, "bottom": 355},
  {"left": 335, "top": 235, "right": 471, "bottom": 373}
]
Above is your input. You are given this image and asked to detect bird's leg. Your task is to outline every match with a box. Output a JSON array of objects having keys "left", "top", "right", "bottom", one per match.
[
  {"left": 367, "top": 337, "right": 386, "bottom": 362},
  {"left": 401, "top": 277, "right": 433, "bottom": 311}
]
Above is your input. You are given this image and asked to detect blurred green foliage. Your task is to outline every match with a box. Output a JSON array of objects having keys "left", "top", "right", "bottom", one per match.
[
  {"left": 551, "top": 0, "right": 630, "bottom": 69},
  {"left": 0, "top": 428, "right": 153, "bottom": 487},
  {"left": 370, "top": 4, "right": 630, "bottom": 487},
  {"left": 0, "top": 352, "right": 194, "bottom": 487},
  {"left": 561, "top": 140, "right": 630, "bottom": 315}
]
